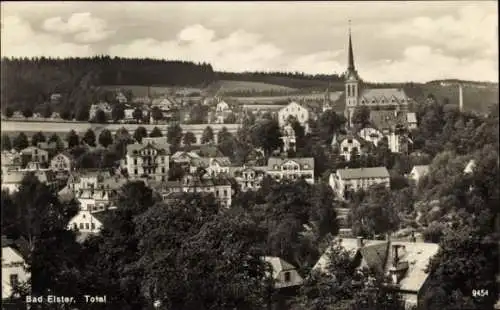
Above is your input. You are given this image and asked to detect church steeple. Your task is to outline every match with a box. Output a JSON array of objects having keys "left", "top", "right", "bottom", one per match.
[{"left": 347, "top": 20, "right": 355, "bottom": 72}]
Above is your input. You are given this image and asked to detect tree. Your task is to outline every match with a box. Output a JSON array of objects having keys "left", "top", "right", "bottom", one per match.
[
  {"left": 82, "top": 129, "right": 96, "bottom": 147},
  {"left": 115, "top": 127, "right": 132, "bottom": 143},
  {"left": 134, "top": 126, "right": 148, "bottom": 143},
  {"left": 350, "top": 184, "right": 400, "bottom": 238},
  {"left": 31, "top": 131, "right": 46, "bottom": 146},
  {"left": 12, "top": 132, "right": 29, "bottom": 151},
  {"left": 217, "top": 127, "right": 235, "bottom": 157},
  {"left": 5, "top": 107, "right": 14, "bottom": 118},
  {"left": 2, "top": 134, "right": 12, "bottom": 150},
  {"left": 189, "top": 104, "right": 209, "bottom": 124},
  {"left": 251, "top": 119, "right": 283, "bottom": 157},
  {"left": 149, "top": 127, "right": 163, "bottom": 138},
  {"left": 351, "top": 106, "right": 371, "bottom": 128},
  {"left": 3, "top": 173, "right": 79, "bottom": 295},
  {"left": 94, "top": 109, "right": 107, "bottom": 124},
  {"left": 98, "top": 129, "right": 113, "bottom": 148},
  {"left": 42, "top": 104, "right": 52, "bottom": 118},
  {"left": 151, "top": 106, "right": 163, "bottom": 123},
  {"left": 48, "top": 133, "right": 64, "bottom": 151},
  {"left": 76, "top": 106, "right": 90, "bottom": 121},
  {"left": 182, "top": 131, "right": 197, "bottom": 147},
  {"left": 60, "top": 109, "right": 72, "bottom": 120},
  {"left": 224, "top": 113, "right": 237, "bottom": 123},
  {"left": 111, "top": 104, "right": 125, "bottom": 122},
  {"left": 132, "top": 108, "right": 143, "bottom": 123},
  {"left": 22, "top": 107, "right": 33, "bottom": 118},
  {"left": 66, "top": 130, "right": 80, "bottom": 148},
  {"left": 167, "top": 124, "right": 183, "bottom": 150},
  {"left": 201, "top": 126, "right": 214, "bottom": 144}
]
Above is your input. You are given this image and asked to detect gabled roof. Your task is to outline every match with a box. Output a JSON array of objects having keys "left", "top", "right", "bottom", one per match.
[
  {"left": 370, "top": 110, "right": 408, "bottom": 131},
  {"left": 360, "top": 88, "right": 407, "bottom": 102},
  {"left": 411, "top": 165, "right": 429, "bottom": 177},
  {"left": 20, "top": 146, "right": 47, "bottom": 154},
  {"left": 264, "top": 256, "right": 298, "bottom": 279},
  {"left": 193, "top": 145, "right": 224, "bottom": 158},
  {"left": 126, "top": 142, "right": 170, "bottom": 156},
  {"left": 337, "top": 167, "right": 390, "bottom": 179},
  {"left": 193, "top": 157, "right": 232, "bottom": 167}
]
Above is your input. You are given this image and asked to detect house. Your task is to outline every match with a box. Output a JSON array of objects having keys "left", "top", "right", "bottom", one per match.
[
  {"left": 242, "top": 104, "right": 284, "bottom": 118},
  {"left": 314, "top": 237, "right": 440, "bottom": 309},
  {"left": 32, "top": 112, "right": 42, "bottom": 119},
  {"left": 116, "top": 92, "right": 128, "bottom": 104},
  {"left": 189, "top": 157, "right": 232, "bottom": 177},
  {"left": 142, "top": 136, "right": 169, "bottom": 145},
  {"left": 151, "top": 173, "right": 233, "bottom": 207},
  {"left": 65, "top": 170, "right": 112, "bottom": 192},
  {"left": 264, "top": 256, "right": 303, "bottom": 289},
  {"left": 409, "top": 165, "right": 430, "bottom": 185},
  {"left": 1, "top": 171, "right": 57, "bottom": 194},
  {"left": 122, "top": 142, "right": 170, "bottom": 181},
  {"left": 278, "top": 101, "right": 311, "bottom": 132},
  {"left": 12, "top": 111, "right": 24, "bottom": 119},
  {"left": 329, "top": 167, "right": 390, "bottom": 200},
  {"left": 1, "top": 151, "right": 22, "bottom": 174},
  {"left": 20, "top": 146, "right": 49, "bottom": 164},
  {"left": 266, "top": 157, "right": 315, "bottom": 184},
  {"left": 20, "top": 161, "right": 48, "bottom": 172},
  {"left": 50, "top": 93, "right": 62, "bottom": 104},
  {"left": 358, "top": 127, "right": 384, "bottom": 147},
  {"left": 214, "top": 100, "right": 233, "bottom": 124},
  {"left": 151, "top": 97, "right": 178, "bottom": 111},
  {"left": 407, "top": 112, "right": 418, "bottom": 130},
  {"left": 2, "top": 237, "right": 30, "bottom": 300},
  {"left": 50, "top": 112, "right": 61, "bottom": 119},
  {"left": 338, "top": 135, "right": 363, "bottom": 161},
  {"left": 231, "top": 166, "right": 267, "bottom": 192},
  {"left": 50, "top": 152, "right": 75, "bottom": 172},
  {"left": 464, "top": 159, "right": 476, "bottom": 174},
  {"left": 124, "top": 108, "right": 136, "bottom": 122},
  {"left": 68, "top": 210, "right": 108, "bottom": 234},
  {"left": 171, "top": 151, "right": 201, "bottom": 170},
  {"left": 192, "top": 145, "right": 225, "bottom": 158},
  {"left": 89, "top": 102, "right": 112, "bottom": 120},
  {"left": 281, "top": 123, "right": 297, "bottom": 153}
]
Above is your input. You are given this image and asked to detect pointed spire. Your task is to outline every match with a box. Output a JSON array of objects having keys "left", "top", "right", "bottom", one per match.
[{"left": 347, "top": 20, "right": 355, "bottom": 72}]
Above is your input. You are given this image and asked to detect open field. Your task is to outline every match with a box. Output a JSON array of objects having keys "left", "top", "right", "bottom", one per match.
[
  {"left": 217, "top": 80, "right": 297, "bottom": 94},
  {"left": 100, "top": 85, "right": 203, "bottom": 97}
]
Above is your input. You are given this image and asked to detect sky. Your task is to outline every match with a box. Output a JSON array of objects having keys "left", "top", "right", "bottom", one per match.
[{"left": 1, "top": 1, "right": 498, "bottom": 83}]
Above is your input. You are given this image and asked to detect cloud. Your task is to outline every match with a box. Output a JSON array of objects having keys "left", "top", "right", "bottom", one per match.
[
  {"left": 360, "top": 45, "right": 498, "bottom": 83},
  {"left": 109, "top": 24, "right": 345, "bottom": 74},
  {"left": 381, "top": 5, "right": 497, "bottom": 58},
  {"left": 1, "top": 15, "right": 93, "bottom": 58},
  {"left": 42, "top": 12, "right": 115, "bottom": 43}
]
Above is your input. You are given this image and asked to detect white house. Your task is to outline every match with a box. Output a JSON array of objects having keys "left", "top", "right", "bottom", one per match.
[
  {"left": 281, "top": 123, "right": 297, "bottom": 153},
  {"left": 264, "top": 256, "right": 303, "bottom": 289},
  {"left": 2, "top": 239, "right": 30, "bottom": 299},
  {"left": 464, "top": 159, "right": 476, "bottom": 174},
  {"left": 266, "top": 157, "right": 315, "bottom": 184},
  {"left": 409, "top": 165, "right": 430, "bottom": 184},
  {"left": 407, "top": 112, "right": 418, "bottom": 130},
  {"left": 68, "top": 210, "right": 106, "bottom": 234},
  {"left": 329, "top": 167, "right": 390, "bottom": 200},
  {"left": 278, "top": 101, "right": 311, "bottom": 132},
  {"left": 358, "top": 127, "right": 384, "bottom": 146},
  {"left": 89, "top": 102, "right": 112, "bottom": 120},
  {"left": 190, "top": 157, "right": 232, "bottom": 177},
  {"left": 230, "top": 166, "right": 267, "bottom": 192},
  {"left": 338, "top": 136, "right": 363, "bottom": 161},
  {"left": 214, "top": 101, "right": 233, "bottom": 124}
]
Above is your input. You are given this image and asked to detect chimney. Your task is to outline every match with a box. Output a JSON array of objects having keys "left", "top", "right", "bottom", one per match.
[
  {"left": 356, "top": 236, "right": 364, "bottom": 248},
  {"left": 459, "top": 84, "right": 464, "bottom": 113}
]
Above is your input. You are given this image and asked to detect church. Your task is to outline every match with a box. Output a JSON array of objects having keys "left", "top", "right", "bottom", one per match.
[{"left": 343, "top": 24, "right": 416, "bottom": 131}]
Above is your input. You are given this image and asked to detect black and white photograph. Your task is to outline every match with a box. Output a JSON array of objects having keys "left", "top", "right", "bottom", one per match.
[{"left": 1, "top": 1, "right": 498, "bottom": 309}]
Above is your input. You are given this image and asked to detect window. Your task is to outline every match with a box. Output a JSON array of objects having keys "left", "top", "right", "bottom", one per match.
[
  {"left": 134, "top": 158, "right": 137, "bottom": 165},
  {"left": 343, "top": 147, "right": 348, "bottom": 152},
  {"left": 223, "top": 189, "right": 228, "bottom": 197},
  {"left": 284, "top": 272, "right": 291, "bottom": 282},
  {"left": 85, "top": 223, "right": 90, "bottom": 230},
  {"left": 347, "top": 139, "right": 353, "bottom": 144},
  {"left": 79, "top": 223, "right": 84, "bottom": 229},
  {"left": 162, "top": 167, "right": 165, "bottom": 173},
  {"left": 73, "top": 223, "right": 77, "bottom": 229},
  {"left": 134, "top": 169, "right": 138, "bottom": 175},
  {"left": 10, "top": 274, "right": 19, "bottom": 288},
  {"left": 91, "top": 223, "right": 95, "bottom": 230},
  {"left": 352, "top": 147, "right": 358, "bottom": 153}
]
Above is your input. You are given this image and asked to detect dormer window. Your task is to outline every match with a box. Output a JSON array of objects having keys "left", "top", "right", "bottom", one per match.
[
  {"left": 347, "top": 139, "right": 353, "bottom": 144},
  {"left": 372, "top": 100, "right": 376, "bottom": 104}
]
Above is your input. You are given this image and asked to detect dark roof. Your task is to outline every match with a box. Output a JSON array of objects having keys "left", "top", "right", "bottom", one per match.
[
  {"left": 194, "top": 145, "right": 224, "bottom": 158},
  {"left": 370, "top": 110, "right": 408, "bottom": 130},
  {"left": 337, "top": 167, "right": 390, "bottom": 179}
]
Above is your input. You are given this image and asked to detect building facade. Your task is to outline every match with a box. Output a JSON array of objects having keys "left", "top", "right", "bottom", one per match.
[
  {"left": 266, "top": 157, "right": 315, "bottom": 184},
  {"left": 122, "top": 142, "right": 170, "bottom": 181},
  {"left": 50, "top": 153, "right": 74, "bottom": 172},
  {"left": 2, "top": 241, "right": 30, "bottom": 300},
  {"left": 329, "top": 167, "right": 390, "bottom": 200},
  {"left": 278, "top": 102, "right": 311, "bottom": 132}
]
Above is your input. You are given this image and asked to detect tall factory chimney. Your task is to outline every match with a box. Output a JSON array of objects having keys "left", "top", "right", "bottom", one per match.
[{"left": 459, "top": 84, "right": 464, "bottom": 113}]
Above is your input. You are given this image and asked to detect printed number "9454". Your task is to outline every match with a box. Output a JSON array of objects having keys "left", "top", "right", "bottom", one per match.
[{"left": 472, "top": 289, "right": 489, "bottom": 297}]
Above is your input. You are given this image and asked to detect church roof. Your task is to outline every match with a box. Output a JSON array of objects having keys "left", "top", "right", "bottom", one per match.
[
  {"left": 360, "top": 88, "right": 407, "bottom": 102},
  {"left": 370, "top": 110, "right": 408, "bottom": 130}
]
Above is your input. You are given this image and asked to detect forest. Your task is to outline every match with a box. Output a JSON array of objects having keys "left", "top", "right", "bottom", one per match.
[{"left": 1, "top": 57, "right": 216, "bottom": 113}]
